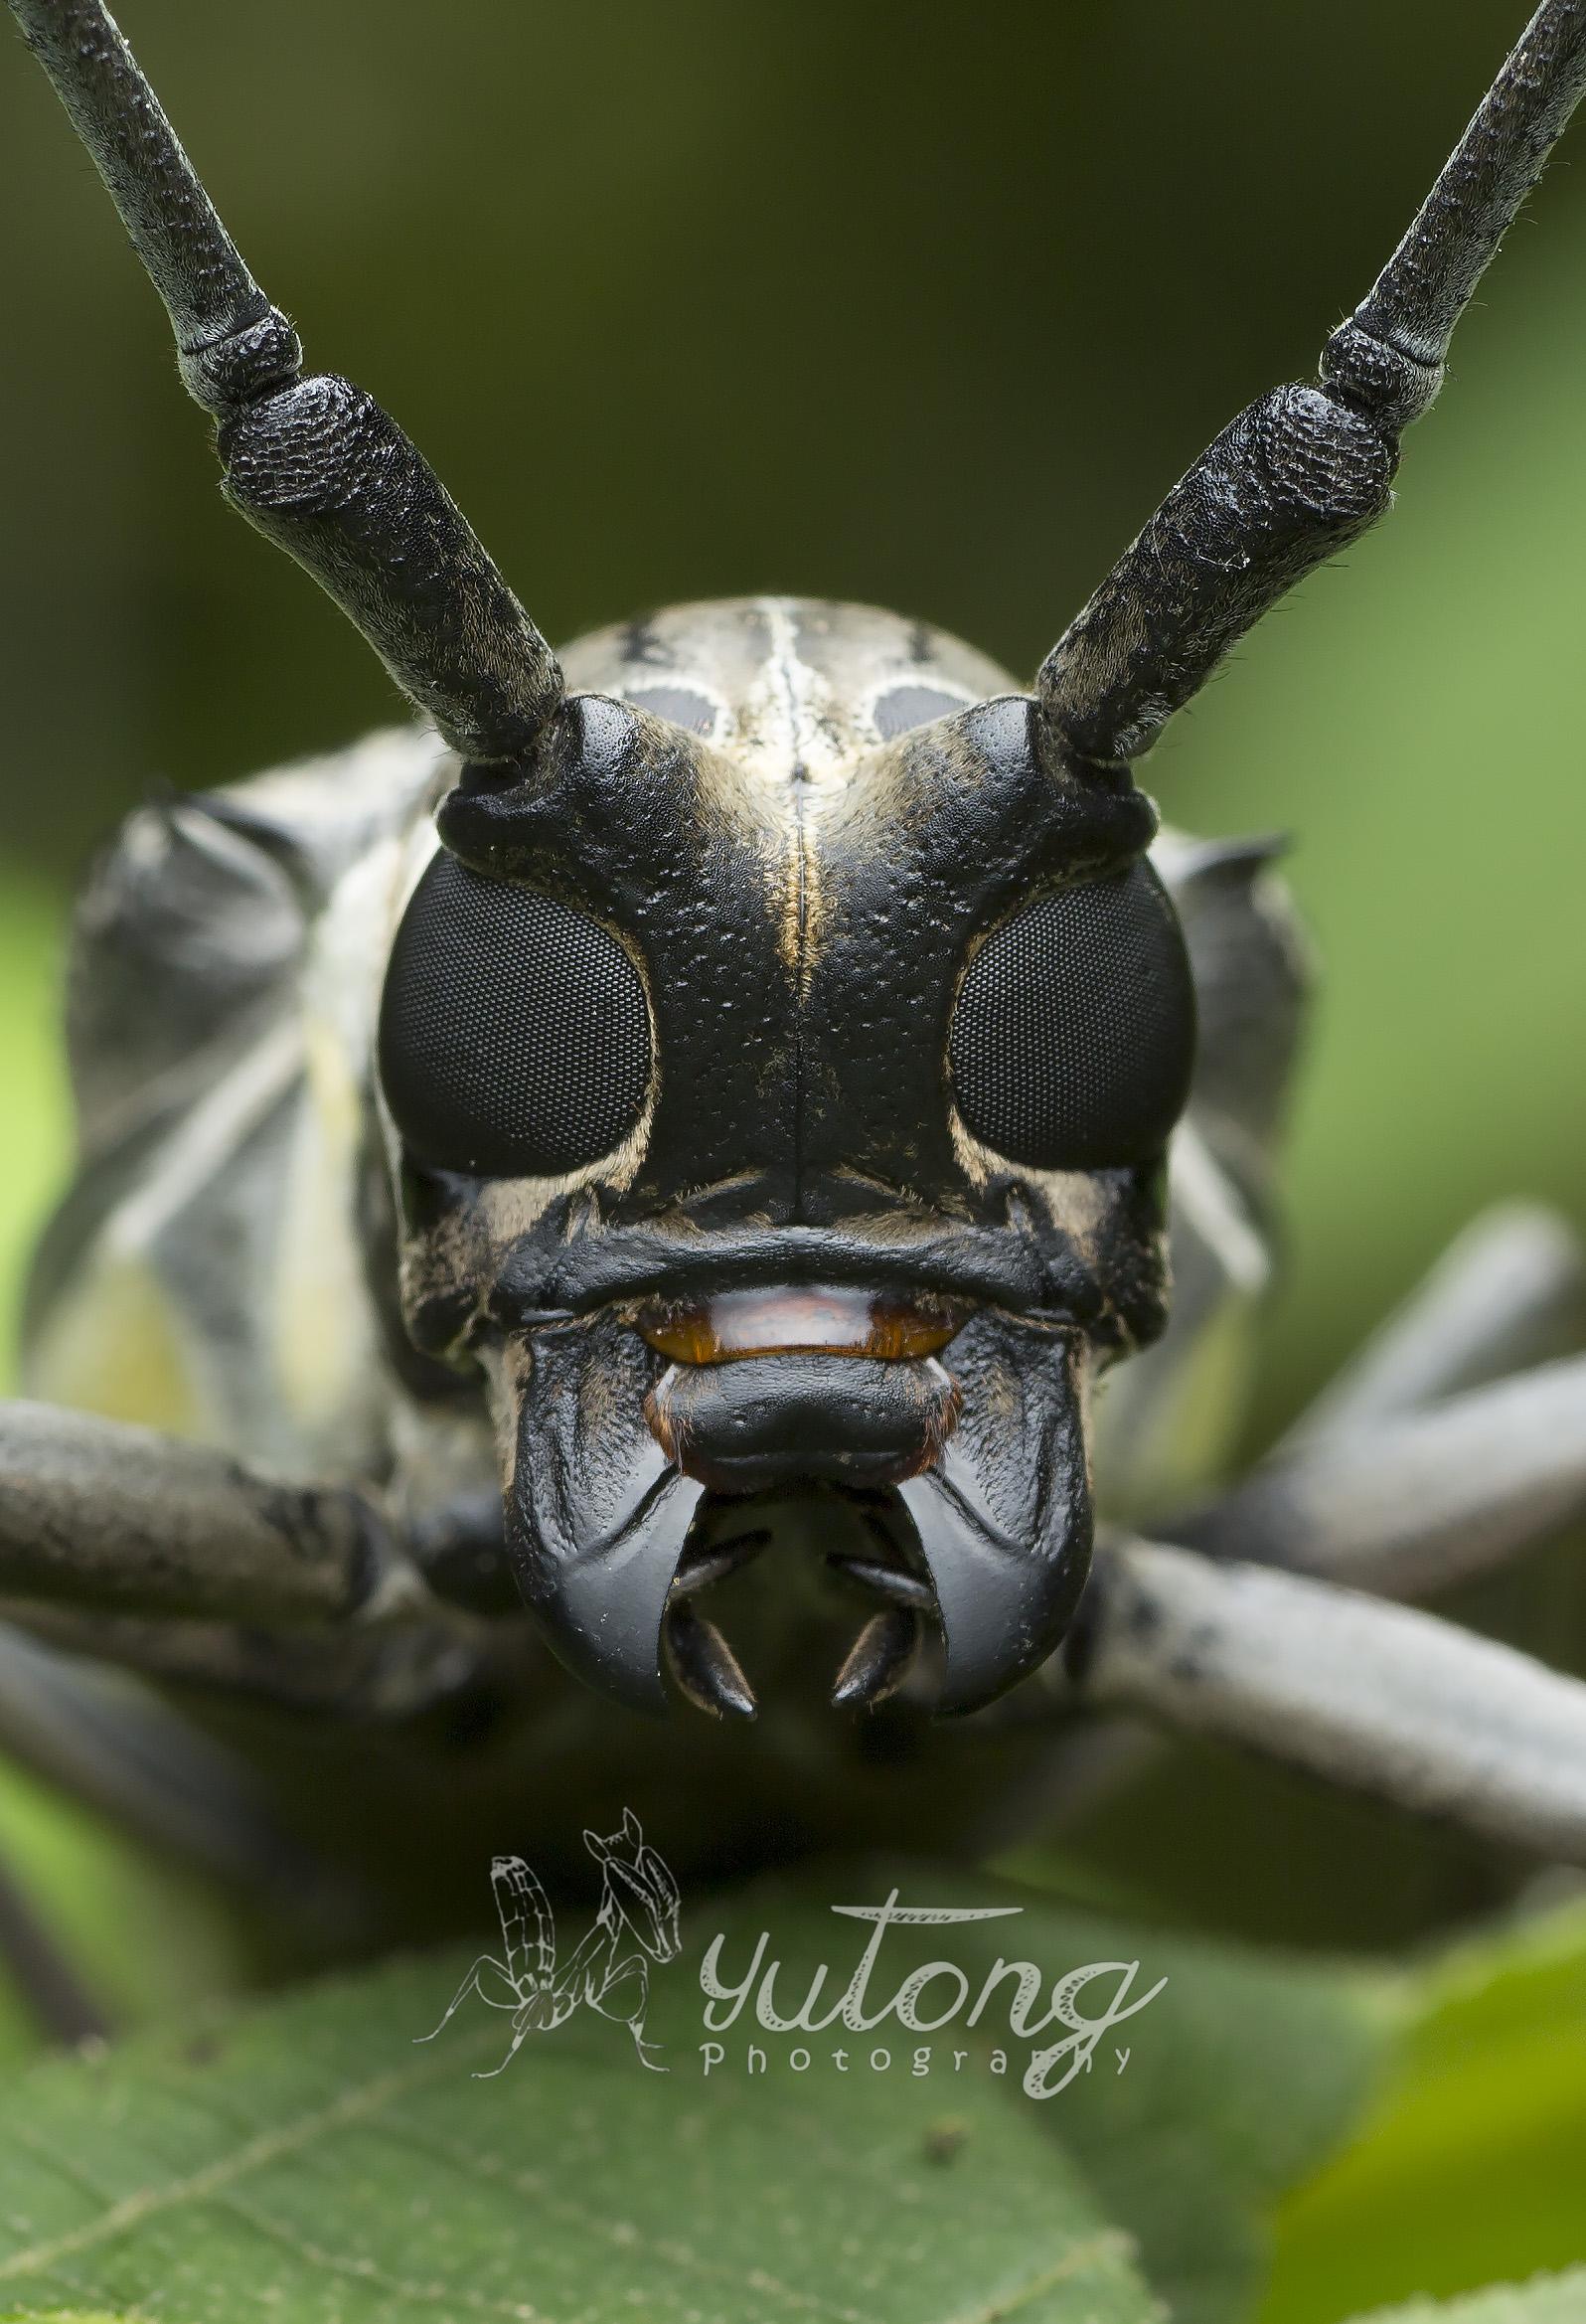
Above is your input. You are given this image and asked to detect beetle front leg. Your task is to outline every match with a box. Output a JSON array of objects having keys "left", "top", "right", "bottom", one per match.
[
  {"left": 0, "top": 1401, "right": 421, "bottom": 1625},
  {"left": 1181, "top": 1353, "right": 1586, "bottom": 1598},
  {"left": 1281, "top": 1203, "right": 1585, "bottom": 1450},
  {"left": 1, "top": 1600, "right": 499, "bottom": 1726},
  {"left": 1067, "top": 1536, "right": 1586, "bottom": 1864},
  {"left": 0, "top": 1619, "right": 353, "bottom": 1914},
  {"left": 979, "top": 1254, "right": 1586, "bottom": 1854}
]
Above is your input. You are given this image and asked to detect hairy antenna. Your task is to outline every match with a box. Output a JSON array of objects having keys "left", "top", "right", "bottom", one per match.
[
  {"left": 7, "top": 0, "right": 562, "bottom": 765},
  {"left": 1038, "top": 0, "right": 1586, "bottom": 771}
]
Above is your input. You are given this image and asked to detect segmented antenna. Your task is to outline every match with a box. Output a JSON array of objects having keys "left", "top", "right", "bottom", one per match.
[
  {"left": 8, "top": 0, "right": 561, "bottom": 765},
  {"left": 1039, "top": 0, "right": 1586, "bottom": 772},
  {"left": 1333, "top": 0, "right": 1586, "bottom": 419}
]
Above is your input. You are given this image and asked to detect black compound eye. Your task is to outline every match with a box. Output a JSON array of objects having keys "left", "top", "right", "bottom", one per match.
[
  {"left": 948, "top": 863, "right": 1195, "bottom": 1169},
  {"left": 378, "top": 853, "right": 651, "bottom": 1178}
]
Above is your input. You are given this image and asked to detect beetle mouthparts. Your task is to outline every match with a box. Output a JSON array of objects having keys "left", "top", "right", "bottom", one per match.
[
  {"left": 496, "top": 1304, "right": 1093, "bottom": 1721},
  {"left": 642, "top": 1353, "right": 962, "bottom": 1496},
  {"left": 635, "top": 1283, "right": 970, "bottom": 1366}
]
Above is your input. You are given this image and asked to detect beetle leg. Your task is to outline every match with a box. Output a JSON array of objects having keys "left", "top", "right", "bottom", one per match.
[
  {"left": 0, "top": 1401, "right": 423, "bottom": 1625},
  {"left": 1281, "top": 1204, "right": 1585, "bottom": 1450},
  {"left": 1068, "top": 1535, "right": 1586, "bottom": 1865},
  {"left": 0, "top": 1598, "right": 502, "bottom": 1728},
  {"left": 0, "top": 1621, "right": 348, "bottom": 1913},
  {"left": 1180, "top": 1352, "right": 1586, "bottom": 1598},
  {"left": 0, "top": 1840, "right": 110, "bottom": 2049},
  {"left": 980, "top": 1239, "right": 1586, "bottom": 1851}
]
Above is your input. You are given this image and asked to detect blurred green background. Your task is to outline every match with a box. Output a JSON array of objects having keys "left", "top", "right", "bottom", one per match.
[
  {"left": 0, "top": 6, "right": 1584, "bottom": 2312},
  {"left": 2, "top": 0, "right": 1584, "bottom": 1435}
]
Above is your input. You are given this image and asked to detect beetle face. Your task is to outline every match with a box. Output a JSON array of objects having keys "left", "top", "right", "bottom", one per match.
[{"left": 377, "top": 598, "right": 1194, "bottom": 1717}]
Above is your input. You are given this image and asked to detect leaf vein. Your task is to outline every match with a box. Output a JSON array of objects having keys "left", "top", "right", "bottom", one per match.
[
  {"left": 0, "top": 2037, "right": 492, "bottom": 2285},
  {"left": 206, "top": 2190, "right": 553, "bottom": 2319},
  {"left": 365, "top": 2114, "right": 872, "bottom": 2322},
  {"left": 933, "top": 2228, "right": 1148, "bottom": 2324}
]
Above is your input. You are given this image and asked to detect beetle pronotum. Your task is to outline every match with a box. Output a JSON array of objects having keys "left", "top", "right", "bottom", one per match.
[{"left": 2, "top": 0, "right": 1586, "bottom": 1921}]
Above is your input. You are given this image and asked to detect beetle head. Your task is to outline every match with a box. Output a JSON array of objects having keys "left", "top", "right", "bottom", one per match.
[{"left": 377, "top": 599, "right": 1193, "bottom": 1719}]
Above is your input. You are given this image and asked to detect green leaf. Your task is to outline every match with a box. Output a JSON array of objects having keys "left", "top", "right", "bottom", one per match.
[
  {"left": 0, "top": 2310, "right": 135, "bottom": 2322},
  {"left": 0, "top": 1865, "right": 1390, "bottom": 2324},
  {"left": 843, "top": 1864, "right": 1396, "bottom": 2324},
  {"left": 1262, "top": 1902, "right": 1586, "bottom": 2323},
  {"left": 1336, "top": 2271, "right": 1586, "bottom": 2324},
  {"left": 0, "top": 1950, "right": 1151, "bottom": 2323}
]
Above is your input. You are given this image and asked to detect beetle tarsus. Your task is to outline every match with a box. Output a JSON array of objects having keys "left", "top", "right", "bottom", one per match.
[{"left": 663, "top": 1601, "right": 757, "bottom": 1721}]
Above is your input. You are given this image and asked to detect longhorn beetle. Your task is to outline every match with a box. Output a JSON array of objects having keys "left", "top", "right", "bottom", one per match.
[{"left": 3, "top": 0, "right": 1586, "bottom": 1921}]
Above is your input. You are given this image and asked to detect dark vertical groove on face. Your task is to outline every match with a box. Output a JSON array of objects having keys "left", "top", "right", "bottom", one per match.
[
  {"left": 780, "top": 611, "right": 812, "bottom": 1224},
  {"left": 791, "top": 779, "right": 809, "bottom": 1223}
]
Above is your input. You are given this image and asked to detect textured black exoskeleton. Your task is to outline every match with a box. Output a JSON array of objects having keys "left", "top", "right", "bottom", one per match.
[{"left": 5, "top": 0, "right": 1586, "bottom": 1924}]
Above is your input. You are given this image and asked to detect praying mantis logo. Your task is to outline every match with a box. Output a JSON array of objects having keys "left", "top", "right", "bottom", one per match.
[{"left": 416, "top": 1811, "right": 683, "bottom": 2076}]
